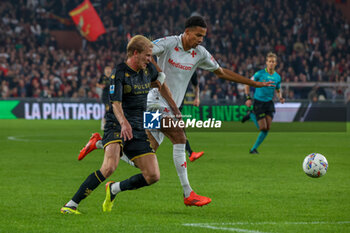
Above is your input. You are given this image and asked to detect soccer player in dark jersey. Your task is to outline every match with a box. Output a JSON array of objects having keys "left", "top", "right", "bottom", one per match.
[
  {"left": 61, "top": 35, "right": 164, "bottom": 214},
  {"left": 243, "top": 52, "right": 285, "bottom": 154}
]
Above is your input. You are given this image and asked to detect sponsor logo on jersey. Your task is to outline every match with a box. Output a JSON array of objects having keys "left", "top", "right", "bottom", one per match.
[{"left": 168, "top": 58, "right": 192, "bottom": 70}]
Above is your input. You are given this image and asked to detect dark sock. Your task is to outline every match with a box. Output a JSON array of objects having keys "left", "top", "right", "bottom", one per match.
[
  {"left": 72, "top": 170, "right": 106, "bottom": 204},
  {"left": 185, "top": 140, "right": 193, "bottom": 157},
  {"left": 119, "top": 174, "right": 148, "bottom": 191}
]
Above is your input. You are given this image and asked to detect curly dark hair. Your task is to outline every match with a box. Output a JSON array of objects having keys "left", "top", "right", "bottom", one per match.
[{"left": 185, "top": 16, "right": 207, "bottom": 29}]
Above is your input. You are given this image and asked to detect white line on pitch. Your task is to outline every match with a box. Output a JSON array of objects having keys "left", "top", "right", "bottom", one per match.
[
  {"left": 183, "top": 221, "right": 350, "bottom": 232},
  {"left": 197, "top": 221, "right": 350, "bottom": 225},
  {"left": 7, "top": 135, "right": 72, "bottom": 142},
  {"left": 183, "top": 223, "right": 268, "bottom": 233}
]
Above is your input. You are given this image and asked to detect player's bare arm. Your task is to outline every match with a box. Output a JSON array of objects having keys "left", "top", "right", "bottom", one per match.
[
  {"left": 150, "top": 57, "right": 182, "bottom": 118},
  {"left": 276, "top": 89, "right": 285, "bottom": 104},
  {"left": 151, "top": 80, "right": 162, "bottom": 89},
  {"left": 213, "top": 67, "right": 275, "bottom": 87},
  {"left": 244, "top": 84, "right": 253, "bottom": 108},
  {"left": 159, "top": 82, "right": 182, "bottom": 119},
  {"left": 151, "top": 57, "right": 161, "bottom": 72},
  {"left": 150, "top": 72, "right": 166, "bottom": 89},
  {"left": 111, "top": 101, "right": 133, "bottom": 141},
  {"left": 193, "top": 85, "right": 200, "bottom": 107}
]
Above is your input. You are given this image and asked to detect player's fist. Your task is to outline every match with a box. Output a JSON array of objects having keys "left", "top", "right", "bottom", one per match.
[
  {"left": 245, "top": 99, "right": 252, "bottom": 108},
  {"left": 193, "top": 97, "right": 200, "bottom": 107}
]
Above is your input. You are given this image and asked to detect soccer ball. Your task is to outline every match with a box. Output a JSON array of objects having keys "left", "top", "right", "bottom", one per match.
[{"left": 302, "top": 153, "right": 328, "bottom": 178}]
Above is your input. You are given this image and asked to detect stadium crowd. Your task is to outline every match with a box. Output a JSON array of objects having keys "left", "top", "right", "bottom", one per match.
[{"left": 0, "top": 0, "right": 349, "bottom": 102}]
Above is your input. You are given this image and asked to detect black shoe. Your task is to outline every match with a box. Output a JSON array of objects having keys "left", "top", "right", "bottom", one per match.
[
  {"left": 249, "top": 149, "right": 259, "bottom": 154},
  {"left": 241, "top": 111, "right": 251, "bottom": 123}
]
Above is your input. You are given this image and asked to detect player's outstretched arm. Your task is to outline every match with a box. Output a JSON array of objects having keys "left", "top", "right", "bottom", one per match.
[
  {"left": 213, "top": 68, "right": 275, "bottom": 88},
  {"left": 112, "top": 101, "right": 133, "bottom": 141}
]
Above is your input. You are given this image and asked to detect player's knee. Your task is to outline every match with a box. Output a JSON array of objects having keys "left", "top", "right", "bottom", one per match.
[
  {"left": 172, "top": 129, "right": 186, "bottom": 144},
  {"left": 100, "top": 164, "right": 116, "bottom": 178},
  {"left": 144, "top": 171, "right": 160, "bottom": 185},
  {"left": 259, "top": 126, "right": 267, "bottom": 131}
]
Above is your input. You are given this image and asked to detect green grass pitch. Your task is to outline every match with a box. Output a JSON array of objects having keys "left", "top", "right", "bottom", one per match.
[{"left": 0, "top": 120, "right": 349, "bottom": 233}]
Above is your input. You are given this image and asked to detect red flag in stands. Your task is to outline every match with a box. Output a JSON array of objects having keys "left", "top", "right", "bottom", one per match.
[{"left": 69, "top": 0, "right": 106, "bottom": 41}]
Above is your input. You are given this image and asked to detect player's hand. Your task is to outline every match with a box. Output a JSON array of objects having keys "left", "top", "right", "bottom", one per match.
[
  {"left": 193, "top": 97, "right": 200, "bottom": 107},
  {"left": 121, "top": 120, "right": 133, "bottom": 141},
  {"left": 255, "top": 81, "right": 275, "bottom": 87},
  {"left": 245, "top": 99, "right": 252, "bottom": 108},
  {"left": 279, "top": 97, "right": 285, "bottom": 104},
  {"left": 151, "top": 80, "right": 162, "bottom": 90}
]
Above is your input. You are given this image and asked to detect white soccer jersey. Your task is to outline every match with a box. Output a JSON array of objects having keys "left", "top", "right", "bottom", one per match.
[{"left": 148, "top": 34, "right": 219, "bottom": 108}]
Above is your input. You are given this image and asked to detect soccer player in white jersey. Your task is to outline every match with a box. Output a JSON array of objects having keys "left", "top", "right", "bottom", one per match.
[{"left": 78, "top": 16, "right": 274, "bottom": 207}]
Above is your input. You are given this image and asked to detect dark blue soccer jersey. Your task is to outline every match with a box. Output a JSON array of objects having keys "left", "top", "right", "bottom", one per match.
[{"left": 105, "top": 62, "right": 158, "bottom": 138}]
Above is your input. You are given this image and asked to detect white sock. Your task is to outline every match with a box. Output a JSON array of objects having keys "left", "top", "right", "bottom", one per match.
[
  {"left": 121, "top": 154, "right": 135, "bottom": 167},
  {"left": 66, "top": 200, "right": 78, "bottom": 208},
  {"left": 96, "top": 140, "right": 103, "bottom": 149},
  {"left": 173, "top": 144, "right": 192, "bottom": 197},
  {"left": 111, "top": 182, "right": 121, "bottom": 195}
]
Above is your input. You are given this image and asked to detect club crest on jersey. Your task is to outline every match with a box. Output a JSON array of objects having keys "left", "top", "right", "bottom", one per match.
[{"left": 109, "top": 85, "right": 115, "bottom": 94}]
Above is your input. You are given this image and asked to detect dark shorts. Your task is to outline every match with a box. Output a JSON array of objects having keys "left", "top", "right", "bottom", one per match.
[
  {"left": 253, "top": 99, "right": 275, "bottom": 121},
  {"left": 102, "top": 127, "right": 155, "bottom": 161}
]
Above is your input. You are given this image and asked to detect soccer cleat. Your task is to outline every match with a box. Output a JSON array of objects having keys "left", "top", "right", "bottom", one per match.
[
  {"left": 189, "top": 151, "right": 204, "bottom": 162},
  {"left": 102, "top": 181, "right": 116, "bottom": 212},
  {"left": 184, "top": 191, "right": 211, "bottom": 207},
  {"left": 250, "top": 149, "right": 259, "bottom": 154},
  {"left": 241, "top": 111, "right": 251, "bottom": 123},
  {"left": 78, "top": 133, "right": 102, "bottom": 161},
  {"left": 60, "top": 206, "right": 81, "bottom": 214}
]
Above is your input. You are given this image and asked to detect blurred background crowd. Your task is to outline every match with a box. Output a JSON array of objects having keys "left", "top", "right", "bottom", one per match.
[{"left": 0, "top": 0, "right": 349, "bottom": 103}]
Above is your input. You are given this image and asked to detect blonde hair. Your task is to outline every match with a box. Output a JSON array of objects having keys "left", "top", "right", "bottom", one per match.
[
  {"left": 266, "top": 52, "right": 277, "bottom": 60},
  {"left": 127, "top": 35, "right": 153, "bottom": 58}
]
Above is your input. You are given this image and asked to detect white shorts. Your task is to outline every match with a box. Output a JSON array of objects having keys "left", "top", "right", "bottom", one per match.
[
  {"left": 146, "top": 88, "right": 177, "bottom": 145},
  {"left": 149, "top": 129, "right": 165, "bottom": 145},
  {"left": 146, "top": 99, "right": 169, "bottom": 146}
]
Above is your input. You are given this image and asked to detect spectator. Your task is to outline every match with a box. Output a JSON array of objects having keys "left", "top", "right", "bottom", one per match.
[{"left": 0, "top": 0, "right": 348, "bottom": 102}]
